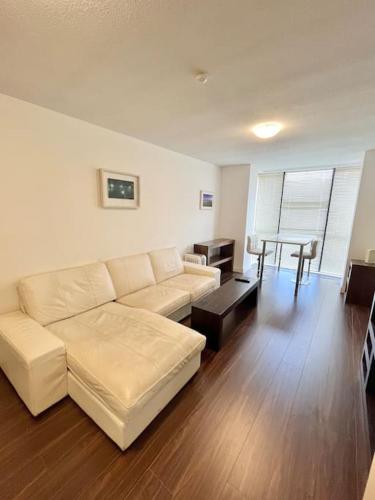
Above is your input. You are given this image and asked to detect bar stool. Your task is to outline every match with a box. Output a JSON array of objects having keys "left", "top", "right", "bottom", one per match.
[
  {"left": 247, "top": 235, "right": 273, "bottom": 278},
  {"left": 290, "top": 239, "right": 318, "bottom": 284}
]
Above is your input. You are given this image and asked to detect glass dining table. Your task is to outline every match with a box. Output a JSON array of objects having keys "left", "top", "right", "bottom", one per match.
[{"left": 259, "top": 234, "right": 313, "bottom": 296}]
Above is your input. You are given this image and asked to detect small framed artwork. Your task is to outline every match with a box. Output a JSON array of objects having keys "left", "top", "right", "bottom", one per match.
[
  {"left": 200, "top": 190, "right": 214, "bottom": 210},
  {"left": 99, "top": 169, "right": 140, "bottom": 209}
]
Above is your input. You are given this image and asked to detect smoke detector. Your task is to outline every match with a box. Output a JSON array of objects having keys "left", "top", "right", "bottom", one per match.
[{"left": 195, "top": 72, "right": 209, "bottom": 84}]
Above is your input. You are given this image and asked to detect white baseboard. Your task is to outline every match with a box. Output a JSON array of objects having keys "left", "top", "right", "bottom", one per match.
[{"left": 233, "top": 263, "right": 257, "bottom": 274}]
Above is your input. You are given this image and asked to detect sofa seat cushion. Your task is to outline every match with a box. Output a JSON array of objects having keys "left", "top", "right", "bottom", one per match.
[
  {"left": 117, "top": 285, "right": 190, "bottom": 317},
  {"left": 161, "top": 273, "right": 216, "bottom": 301},
  {"left": 47, "top": 302, "right": 205, "bottom": 421}
]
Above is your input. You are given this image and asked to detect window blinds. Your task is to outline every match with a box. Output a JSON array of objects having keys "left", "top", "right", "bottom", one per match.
[
  {"left": 254, "top": 172, "right": 284, "bottom": 263},
  {"left": 254, "top": 172, "right": 284, "bottom": 239},
  {"left": 278, "top": 169, "right": 334, "bottom": 271},
  {"left": 253, "top": 167, "right": 361, "bottom": 276},
  {"left": 320, "top": 167, "right": 361, "bottom": 275}
]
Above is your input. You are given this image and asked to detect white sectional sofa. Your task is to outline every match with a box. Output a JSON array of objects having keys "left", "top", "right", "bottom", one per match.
[{"left": 0, "top": 247, "right": 220, "bottom": 450}]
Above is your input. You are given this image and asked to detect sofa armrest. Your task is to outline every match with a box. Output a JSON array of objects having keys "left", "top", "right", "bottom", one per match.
[
  {"left": 184, "top": 262, "right": 221, "bottom": 288},
  {"left": 0, "top": 311, "right": 67, "bottom": 416}
]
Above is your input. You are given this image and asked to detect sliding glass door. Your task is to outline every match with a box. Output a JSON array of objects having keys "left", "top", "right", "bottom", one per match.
[{"left": 253, "top": 167, "right": 361, "bottom": 277}]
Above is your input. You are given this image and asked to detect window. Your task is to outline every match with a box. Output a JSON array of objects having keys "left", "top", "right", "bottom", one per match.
[
  {"left": 320, "top": 167, "right": 361, "bottom": 275},
  {"left": 278, "top": 169, "right": 333, "bottom": 272},
  {"left": 253, "top": 167, "right": 361, "bottom": 276},
  {"left": 254, "top": 172, "right": 284, "bottom": 240}
]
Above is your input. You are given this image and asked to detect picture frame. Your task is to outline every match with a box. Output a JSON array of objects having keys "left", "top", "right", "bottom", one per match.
[
  {"left": 200, "top": 190, "right": 214, "bottom": 210},
  {"left": 99, "top": 169, "right": 140, "bottom": 209}
]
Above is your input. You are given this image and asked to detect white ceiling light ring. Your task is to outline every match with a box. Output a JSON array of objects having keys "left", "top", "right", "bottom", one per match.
[{"left": 252, "top": 122, "right": 283, "bottom": 139}]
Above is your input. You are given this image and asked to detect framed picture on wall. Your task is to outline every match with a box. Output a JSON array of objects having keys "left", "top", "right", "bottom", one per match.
[
  {"left": 200, "top": 190, "right": 214, "bottom": 210},
  {"left": 99, "top": 169, "right": 140, "bottom": 209}
]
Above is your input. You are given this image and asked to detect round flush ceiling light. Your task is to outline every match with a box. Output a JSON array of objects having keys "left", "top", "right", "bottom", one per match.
[{"left": 252, "top": 122, "right": 282, "bottom": 139}]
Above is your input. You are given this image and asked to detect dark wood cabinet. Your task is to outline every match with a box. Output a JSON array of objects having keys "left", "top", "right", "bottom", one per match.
[
  {"left": 362, "top": 294, "right": 375, "bottom": 391},
  {"left": 194, "top": 238, "right": 234, "bottom": 285},
  {"left": 345, "top": 260, "right": 375, "bottom": 307},
  {"left": 362, "top": 294, "right": 375, "bottom": 452}
]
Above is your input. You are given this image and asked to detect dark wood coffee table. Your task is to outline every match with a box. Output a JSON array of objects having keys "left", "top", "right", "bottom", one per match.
[{"left": 191, "top": 277, "right": 259, "bottom": 351}]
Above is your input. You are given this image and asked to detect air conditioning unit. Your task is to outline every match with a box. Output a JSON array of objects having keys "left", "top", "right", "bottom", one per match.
[
  {"left": 184, "top": 253, "right": 207, "bottom": 265},
  {"left": 365, "top": 249, "right": 375, "bottom": 264}
]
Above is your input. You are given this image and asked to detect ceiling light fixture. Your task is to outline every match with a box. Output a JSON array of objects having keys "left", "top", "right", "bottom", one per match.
[{"left": 252, "top": 122, "right": 282, "bottom": 139}]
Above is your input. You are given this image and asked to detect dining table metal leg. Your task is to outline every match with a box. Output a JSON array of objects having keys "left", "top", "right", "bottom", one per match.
[
  {"left": 278, "top": 243, "right": 283, "bottom": 271},
  {"left": 259, "top": 240, "right": 267, "bottom": 285},
  {"left": 300, "top": 258, "right": 305, "bottom": 283},
  {"left": 294, "top": 244, "right": 304, "bottom": 296}
]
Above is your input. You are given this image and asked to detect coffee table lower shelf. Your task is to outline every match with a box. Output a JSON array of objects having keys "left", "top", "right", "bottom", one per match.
[{"left": 191, "top": 278, "right": 259, "bottom": 351}]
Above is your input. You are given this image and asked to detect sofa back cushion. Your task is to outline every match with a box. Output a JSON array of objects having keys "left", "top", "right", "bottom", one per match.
[
  {"left": 18, "top": 262, "right": 116, "bottom": 326},
  {"left": 106, "top": 253, "right": 156, "bottom": 297},
  {"left": 149, "top": 247, "right": 184, "bottom": 283}
]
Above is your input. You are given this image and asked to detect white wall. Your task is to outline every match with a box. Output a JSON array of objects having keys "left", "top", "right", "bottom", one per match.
[
  {"left": 0, "top": 94, "right": 220, "bottom": 313},
  {"left": 217, "top": 165, "right": 251, "bottom": 272},
  {"left": 347, "top": 149, "right": 375, "bottom": 260}
]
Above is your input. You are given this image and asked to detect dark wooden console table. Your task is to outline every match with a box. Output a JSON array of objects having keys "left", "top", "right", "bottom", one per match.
[
  {"left": 194, "top": 238, "right": 234, "bottom": 284},
  {"left": 345, "top": 260, "right": 375, "bottom": 307},
  {"left": 191, "top": 277, "right": 258, "bottom": 351}
]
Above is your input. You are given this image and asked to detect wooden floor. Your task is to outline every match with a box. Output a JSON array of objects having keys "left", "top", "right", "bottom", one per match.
[{"left": 0, "top": 269, "right": 372, "bottom": 499}]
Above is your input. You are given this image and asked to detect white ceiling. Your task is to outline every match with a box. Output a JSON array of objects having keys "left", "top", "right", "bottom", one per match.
[{"left": 1, "top": 0, "right": 375, "bottom": 169}]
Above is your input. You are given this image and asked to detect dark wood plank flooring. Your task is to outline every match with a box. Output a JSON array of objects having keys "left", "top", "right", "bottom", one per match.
[{"left": 0, "top": 269, "right": 372, "bottom": 499}]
